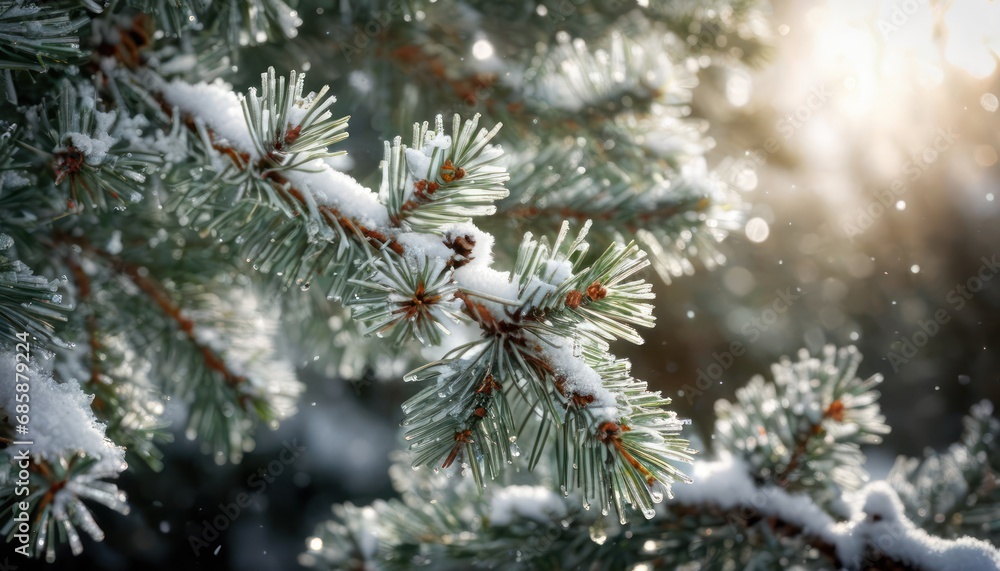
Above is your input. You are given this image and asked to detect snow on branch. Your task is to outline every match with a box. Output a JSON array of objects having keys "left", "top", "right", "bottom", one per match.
[
  {"left": 160, "top": 73, "right": 389, "bottom": 229},
  {"left": 0, "top": 236, "right": 69, "bottom": 347},
  {"left": 681, "top": 455, "right": 1000, "bottom": 570},
  {"left": 160, "top": 67, "right": 697, "bottom": 521},
  {"left": 305, "top": 354, "right": 1000, "bottom": 571},
  {"left": 0, "top": 349, "right": 129, "bottom": 560}
]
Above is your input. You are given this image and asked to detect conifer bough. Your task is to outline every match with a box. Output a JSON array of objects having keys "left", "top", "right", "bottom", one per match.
[
  {"left": 0, "top": 1, "right": 996, "bottom": 569},
  {"left": 159, "top": 67, "right": 693, "bottom": 520}
]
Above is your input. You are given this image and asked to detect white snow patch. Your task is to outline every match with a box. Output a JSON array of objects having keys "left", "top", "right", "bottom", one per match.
[
  {"left": 282, "top": 160, "right": 389, "bottom": 229},
  {"left": 522, "top": 259, "right": 574, "bottom": 306},
  {"left": 532, "top": 336, "right": 619, "bottom": 419},
  {"left": 0, "top": 350, "right": 125, "bottom": 475},
  {"left": 162, "top": 79, "right": 389, "bottom": 229},
  {"left": 394, "top": 232, "right": 455, "bottom": 265},
  {"left": 161, "top": 79, "right": 257, "bottom": 155},
  {"left": 490, "top": 485, "right": 568, "bottom": 526},
  {"left": 442, "top": 223, "right": 495, "bottom": 268},
  {"left": 63, "top": 129, "right": 115, "bottom": 166},
  {"left": 425, "top": 133, "right": 452, "bottom": 150},
  {"left": 404, "top": 147, "right": 433, "bottom": 181},
  {"left": 403, "top": 132, "right": 452, "bottom": 200},
  {"left": 676, "top": 455, "right": 1000, "bottom": 571},
  {"left": 452, "top": 265, "right": 519, "bottom": 320},
  {"left": 0, "top": 170, "right": 30, "bottom": 191},
  {"left": 324, "top": 153, "right": 354, "bottom": 172},
  {"left": 837, "top": 481, "right": 1000, "bottom": 570}
]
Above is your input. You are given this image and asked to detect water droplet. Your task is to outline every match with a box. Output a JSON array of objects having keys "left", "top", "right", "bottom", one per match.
[
  {"left": 300, "top": 282, "right": 311, "bottom": 291},
  {"left": 509, "top": 442, "right": 521, "bottom": 457},
  {"left": 589, "top": 524, "right": 607, "bottom": 545}
]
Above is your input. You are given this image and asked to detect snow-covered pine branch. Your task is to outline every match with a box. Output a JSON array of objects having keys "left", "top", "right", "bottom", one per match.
[
  {"left": 0, "top": 236, "right": 69, "bottom": 347},
  {"left": 304, "top": 347, "right": 1000, "bottom": 571},
  {"left": 54, "top": 230, "right": 303, "bottom": 465},
  {"left": 158, "top": 68, "right": 693, "bottom": 521},
  {"left": 30, "top": 82, "right": 161, "bottom": 212},
  {"left": 0, "top": 349, "right": 128, "bottom": 562}
]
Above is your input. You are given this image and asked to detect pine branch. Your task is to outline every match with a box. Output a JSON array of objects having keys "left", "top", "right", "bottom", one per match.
[
  {"left": 0, "top": 1, "right": 90, "bottom": 84},
  {"left": 29, "top": 81, "right": 161, "bottom": 212},
  {"left": 306, "top": 348, "right": 1000, "bottom": 571},
  {"left": 122, "top": 0, "right": 301, "bottom": 50},
  {"left": 64, "top": 252, "right": 172, "bottom": 471},
  {"left": 489, "top": 27, "right": 746, "bottom": 283},
  {"left": 0, "top": 349, "right": 129, "bottom": 562},
  {"left": 0, "top": 234, "right": 69, "bottom": 348},
  {"left": 381, "top": 114, "right": 508, "bottom": 231},
  {"left": 55, "top": 231, "right": 300, "bottom": 464},
  {"left": 889, "top": 400, "right": 1000, "bottom": 544},
  {"left": 712, "top": 345, "right": 890, "bottom": 500},
  {"left": 159, "top": 69, "right": 694, "bottom": 520}
]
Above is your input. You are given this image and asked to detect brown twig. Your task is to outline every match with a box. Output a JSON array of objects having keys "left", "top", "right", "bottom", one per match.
[{"left": 57, "top": 235, "right": 248, "bottom": 391}]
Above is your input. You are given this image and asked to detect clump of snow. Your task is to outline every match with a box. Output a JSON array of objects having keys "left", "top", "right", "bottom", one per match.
[
  {"left": 425, "top": 132, "right": 452, "bottom": 151},
  {"left": 284, "top": 89, "right": 331, "bottom": 129},
  {"left": 161, "top": 79, "right": 257, "bottom": 155},
  {"left": 62, "top": 130, "right": 115, "bottom": 166},
  {"left": 490, "top": 485, "right": 568, "bottom": 526},
  {"left": 452, "top": 265, "right": 519, "bottom": 319},
  {"left": 161, "top": 79, "right": 389, "bottom": 230},
  {"left": 111, "top": 111, "right": 150, "bottom": 145},
  {"left": 0, "top": 350, "right": 125, "bottom": 475},
  {"left": 522, "top": 258, "right": 575, "bottom": 306},
  {"left": 837, "top": 481, "right": 1000, "bottom": 570},
  {"left": 442, "top": 223, "right": 495, "bottom": 268},
  {"left": 541, "top": 258, "right": 574, "bottom": 284},
  {"left": 150, "top": 126, "right": 189, "bottom": 165},
  {"left": 395, "top": 232, "right": 455, "bottom": 265},
  {"left": 282, "top": 160, "right": 389, "bottom": 230},
  {"left": 679, "top": 453, "right": 838, "bottom": 544},
  {"left": 0, "top": 170, "right": 30, "bottom": 191},
  {"left": 532, "top": 336, "right": 619, "bottom": 420},
  {"left": 676, "top": 456, "right": 1000, "bottom": 571},
  {"left": 324, "top": 153, "right": 354, "bottom": 172},
  {"left": 401, "top": 131, "right": 453, "bottom": 209},
  {"left": 404, "top": 147, "right": 433, "bottom": 181}
]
